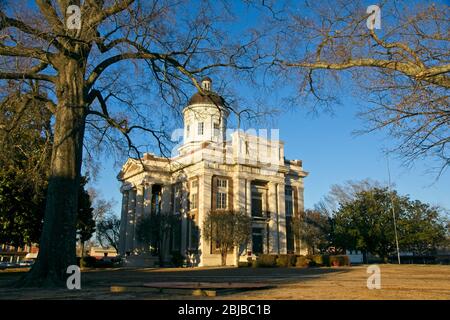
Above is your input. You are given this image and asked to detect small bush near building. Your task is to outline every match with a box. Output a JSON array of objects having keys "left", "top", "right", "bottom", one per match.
[
  {"left": 295, "top": 255, "right": 311, "bottom": 268},
  {"left": 95, "top": 259, "right": 114, "bottom": 268},
  {"left": 276, "top": 255, "right": 290, "bottom": 267},
  {"left": 111, "top": 256, "right": 123, "bottom": 267},
  {"left": 288, "top": 254, "right": 297, "bottom": 267},
  {"left": 238, "top": 261, "right": 250, "bottom": 267},
  {"left": 256, "top": 254, "right": 278, "bottom": 267},
  {"left": 276, "top": 254, "right": 297, "bottom": 267},
  {"left": 171, "top": 252, "right": 184, "bottom": 267},
  {"left": 329, "top": 255, "right": 350, "bottom": 266},
  {"left": 311, "top": 254, "right": 330, "bottom": 266},
  {"left": 80, "top": 256, "right": 97, "bottom": 268},
  {"left": 251, "top": 254, "right": 350, "bottom": 268}
]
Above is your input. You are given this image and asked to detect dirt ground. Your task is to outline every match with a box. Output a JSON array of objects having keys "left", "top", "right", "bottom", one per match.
[{"left": 0, "top": 264, "right": 449, "bottom": 300}]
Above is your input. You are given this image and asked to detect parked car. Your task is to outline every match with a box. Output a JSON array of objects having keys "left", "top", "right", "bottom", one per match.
[
  {"left": 19, "top": 260, "right": 34, "bottom": 267},
  {"left": 0, "top": 262, "right": 18, "bottom": 268}
]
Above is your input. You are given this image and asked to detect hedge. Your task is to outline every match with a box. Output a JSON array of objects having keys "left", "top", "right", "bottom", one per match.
[
  {"left": 276, "top": 254, "right": 297, "bottom": 267},
  {"left": 79, "top": 256, "right": 97, "bottom": 268},
  {"left": 329, "top": 255, "right": 350, "bottom": 266},
  {"left": 251, "top": 254, "right": 350, "bottom": 268},
  {"left": 255, "top": 254, "right": 278, "bottom": 267},
  {"left": 295, "top": 255, "right": 311, "bottom": 267},
  {"left": 311, "top": 254, "right": 330, "bottom": 266}
]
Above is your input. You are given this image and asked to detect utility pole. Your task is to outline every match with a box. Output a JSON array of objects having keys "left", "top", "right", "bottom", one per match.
[{"left": 387, "top": 156, "right": 401, "bottom": 264}]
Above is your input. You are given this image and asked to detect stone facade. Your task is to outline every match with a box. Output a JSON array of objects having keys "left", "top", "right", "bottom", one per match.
[{"left": 118, "top": 78, "right": 308, "bottom": 266}]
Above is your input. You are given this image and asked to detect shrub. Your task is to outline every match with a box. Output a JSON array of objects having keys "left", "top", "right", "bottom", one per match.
[
  {"left": 95, "top": 259, "right": 114, "bottom": 268},
  {"left": 288, "top": 254, "right": 297, "bottom": 267},
  {"left": 295, "top": 255, "right": 311, "bottom": 268},
  {"left": 311, "top": 254, "right": 330, "bottom": 266},
  {"left": 329, "top": 255, "right": 350, "bottom": 266},
  {"left": 275, "top": 254, "right": 297, "bottom": 267},
  {"left": 171, "top": 252, "right": 184, "bottom": 267},
  {"left": 276, "top": 254, "right": 290, "bottom": 267},
  {"left": 238, "top": 261, "right": 250, "bottom": 268},
  {"left": 80, "top": 256, "right": 97, "bottom": 268},
  {"left": 308, "top": 260, "right": 317, "bottom": 267},
  {"left": 111, "top": 256, "right": 124, "bottom": 267},
  {"left": 256, "top": 254, "right": 278, "bottom": 267}
]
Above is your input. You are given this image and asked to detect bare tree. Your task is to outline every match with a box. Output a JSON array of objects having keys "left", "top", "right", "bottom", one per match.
[
  {"left": 0, "top": 0, "right": 259, "bottom": 286},
  {"left": 266, "top": 0, "right": 449, "bottom": 173},
  {"left": 299, "top": 209, "right": 332, "bottom": 255},
  {"left": 96, "top": 214, "right": 120, "bottom": 254},
  {"left": 203, "top": 210, "right": 251, "bottom": 266},
  {"left": 316, "top": 178, "right": 384, "bottom": 215}
]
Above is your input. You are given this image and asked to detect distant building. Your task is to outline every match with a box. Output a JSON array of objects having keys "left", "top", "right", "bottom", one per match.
[
  {"left": 346, "top": 250, "right": 364, "bottom": 264},
  {"left": 89, "top": 246, "right": 117, "bottom": 259},
  {"left": 118, "top": 78, "right": 308, "bottom": 266},
  {"left": 0, "top": 244, "right": 38, "bottom": 263}
]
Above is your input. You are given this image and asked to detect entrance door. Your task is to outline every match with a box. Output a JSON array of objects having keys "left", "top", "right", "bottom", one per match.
[{"left": 252, "top": 228, "right": 263, "bottom": 255}]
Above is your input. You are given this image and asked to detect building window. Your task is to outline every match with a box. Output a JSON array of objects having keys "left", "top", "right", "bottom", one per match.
[
  {"left": 217, "top": 178, "right": 227, "bottom": 188},
  {"left": 198, "top": 122, "right": 204, "bottom": 135},
  {"left": 285, "top": 186, "right": 293, "bottom": 217},
  {"left": 190, "top": 179, "right": 198, "bottom": 211},
  {"left": 251, "top": 193, "right": 263, "bottom": 217},
  {"left": 213, "top": 122, "right": 220, "bottom": 137},
  {"left": 217, "top": 192, "right": 227, "bottom": 209},
  {"left": 190, "top": 192, "right": 198, "bottom": 210},
  {"left": 187, "top": 217, "right": 199, "bottom": 251},
  {"left": 215, "top": 177, "right": 228, "bottom": 209},
  {"left": 186, "top": 124, "right": 190, "bottom": 137},
  {"left": 252, "top": 227, "right": 263, "bottom": 254}
]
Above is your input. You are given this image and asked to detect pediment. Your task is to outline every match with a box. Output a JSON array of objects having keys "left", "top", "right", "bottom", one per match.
[{"left": 117, "top": 159, "right": 144, "bottom": 180}]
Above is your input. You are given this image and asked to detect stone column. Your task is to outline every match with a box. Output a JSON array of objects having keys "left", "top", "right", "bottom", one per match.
[
  {"left": 161, "top": 185, "right": 172, "bottom": 214},
  {"left": 278, "top": 183, "right": 287, "bottom": 254},
  {"left": 119, "top": 189, "right": 129, "bottom": 255},
  {"left": 180, "top": 181, "right": 188, "bottom": 256},
  {"left": 143, "top": 184, "right": 153, "bottom": 218},
  {"left": 234, "top": 177, "right": 247, "bottom": 264},
  {"left": 245, "top": 178, "right": 252, "bottom": 254},
  {"left": 134, "top": 184, "right": 145, "bottom": 251},
  {"left": 198, "top": 173, "right": 212, "bottom": 266},
  {"left": 125, "top": 188, "right": 136, "bottom": 254},
  {"left": 267, "top": 182, "right": 279, "bottom": 254},
  {"left": 296, "top": 184, "right": 305, "bottom": 255},
  {"left": 246, "top": 179, "right": 252, "bottom": 216},
  {"left": 233, "top": 176, "right": 242, "bottom": 212},
  {"left": 161, "top": 184, "right": 172, "bottom": 263}
]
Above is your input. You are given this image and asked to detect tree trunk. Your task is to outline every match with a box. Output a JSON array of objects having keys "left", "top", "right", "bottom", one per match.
[
  {"left": 18, "top": 60, "right": 87, "bottom": 287},
  {"left": 81, "top": 241, "right": 85, "bottom": 258},
  {"left": 235, "top": 246, "right": 240, "bottom": 267},
  {"left": 221, "top": 249, "right": 227, "bottom": 266}
]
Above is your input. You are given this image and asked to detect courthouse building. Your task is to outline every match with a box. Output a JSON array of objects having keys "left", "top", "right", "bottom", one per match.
[{"left": 118, "top": 78, "right": 308, "bottom": 266}]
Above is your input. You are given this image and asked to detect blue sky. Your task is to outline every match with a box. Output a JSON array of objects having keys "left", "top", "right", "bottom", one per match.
[
  {"left": 90, "top": 93, "right": 450, "bottom": 215},
  {"left": 86, "top": 0, "right": 449, "bottom": 215}
]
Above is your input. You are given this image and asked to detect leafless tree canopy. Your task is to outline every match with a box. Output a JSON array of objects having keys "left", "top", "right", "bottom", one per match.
[
  {"left": 0, "top": 0, "right": 263, "bottom": 286},
  {"left": 262, "top": 0, "right": 449, "bottom": 173},
  {"left": 0, "top": 0, "right": 263, "bottom": 161}
]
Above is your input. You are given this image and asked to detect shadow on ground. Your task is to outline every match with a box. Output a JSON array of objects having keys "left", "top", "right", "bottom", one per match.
[{"left": 0, "top": 266, "right": 349, "bottom": 300}]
